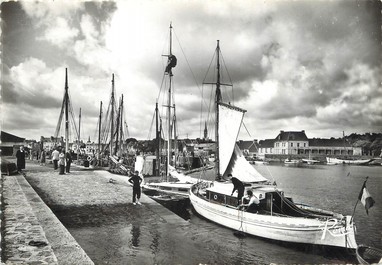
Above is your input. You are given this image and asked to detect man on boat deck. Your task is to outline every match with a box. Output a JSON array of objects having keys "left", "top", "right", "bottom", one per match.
[
  {"left": 239, "top": 190, "right": 260, "bottom": 213},
  {"left": 129, "top": 170, "right": 143, "bottom": 205},
  {"left": 229, "top": 174, "right": 245, "bottom": 205}
]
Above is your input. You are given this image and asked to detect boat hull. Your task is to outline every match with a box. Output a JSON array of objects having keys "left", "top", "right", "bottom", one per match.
[
  {"left": 142, "top": 182, "right": 193, "bottom": 198},
  {"left": 326, "top": 157, "right": 371, "bottom": 165},
  {"left": 190, "top": 188, "right": 357, "bottom": 249}
]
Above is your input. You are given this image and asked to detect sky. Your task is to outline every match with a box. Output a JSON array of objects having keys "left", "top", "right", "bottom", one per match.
[{"left": 1, "top": 0, "right": 381, "bottom": 143}]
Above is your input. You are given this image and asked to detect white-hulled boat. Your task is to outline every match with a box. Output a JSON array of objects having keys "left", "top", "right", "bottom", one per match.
[
  {"left": 189, "top": 41, "right": 357, "bottom": 249},
  {"left": 284, "top": 158, "right": 302, "bottom": 166},
  {"left": 326, "top": 157, "right": 372, "bottom": 165},
  {"left": 301, "top": 159, "right": 320, "bottom": 165}
]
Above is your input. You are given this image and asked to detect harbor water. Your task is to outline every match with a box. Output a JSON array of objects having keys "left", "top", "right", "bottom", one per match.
[{"left": 58, "top": 164, "right": 381, "bottom": 264}]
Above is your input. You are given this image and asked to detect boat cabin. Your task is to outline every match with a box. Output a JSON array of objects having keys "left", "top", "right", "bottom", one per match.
[{"left": 204, "top": 182, "right": 334, "bottom": 218}]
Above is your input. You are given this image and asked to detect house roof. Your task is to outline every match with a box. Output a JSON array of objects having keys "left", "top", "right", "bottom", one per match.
[
  {"left": 309, "top": 138, "right": 352, "bottom": 147},
  {"left": 237, "top": 140, "right": 259, "bottom": 152},
  {"left": 258, "top": 139, "right": 275, "bottom": 148},
  {"left": 275, "top": 130, "right": 308, "bottom": 141},
  {"left": 1, "top": 131, "right": 25, "bottom": 143}
]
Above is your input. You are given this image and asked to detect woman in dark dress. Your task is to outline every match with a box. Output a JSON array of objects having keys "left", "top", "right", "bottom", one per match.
[{"left": 16, "top": 146, "right": 26, "bottom": 171}]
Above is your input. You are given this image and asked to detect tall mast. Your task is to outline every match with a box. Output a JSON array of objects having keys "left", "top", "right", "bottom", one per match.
[
  {"left": 115, "top": 97, "right": 121, "bottom": 156},
  {"left": 98, "top": 101, "right": 102, "bottom": 161},
  {"left": 64, "top": 68, "right": 69, "bottom": 152},
  {"left": 77, "top": 107, "right": 81, "bottom": 161},
  {"left": 110, "top": 74, "right": 115, "bottom": 156},
  {"left": 155, "top": 102, "right": 160, "bottom": 176},
  {"left": 215, "top": 41, "right": 222, "bottom": 180},
  {"left": 119, "top": 95, "right": 124, "bottom": 155},
  {"left": 173, "top": 103, "right": 178, "bottom": 167},
  {"left": 167, "top": 23, "right": 173, "bottom": 180}
]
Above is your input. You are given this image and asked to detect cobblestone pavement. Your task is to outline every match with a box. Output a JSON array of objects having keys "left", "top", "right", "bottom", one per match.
[{"left": 2, "top": 158, "right": 189, "bottom": 264}]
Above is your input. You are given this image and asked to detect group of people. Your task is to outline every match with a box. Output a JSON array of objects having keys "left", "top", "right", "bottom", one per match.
[
  {"left": 15, "top": 145, "right": 72, "bottom": 176},
  {"left": 51, "top": 148, "right": 72, "bottom": 175},
  {"left": 230, "top": 174, "right": 260, "bottom": 213},
  {"left": 16, "top": 145, "right": 143, "bottom": 206}
]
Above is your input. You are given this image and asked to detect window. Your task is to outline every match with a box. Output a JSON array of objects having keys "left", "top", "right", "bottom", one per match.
[
  {"left": 297, "top": 143, "right": 300, "bottom": 147},
  {"left": 304, "top": 143, "right": 306, "bottom": 147},
  {"left": 291, "top": 143, "right": 293, "bottom": 147}
]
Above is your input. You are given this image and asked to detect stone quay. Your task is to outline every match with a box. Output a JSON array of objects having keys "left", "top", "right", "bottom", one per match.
[{"left": 1, "top": 158, "right": 188, "bottom": 264}]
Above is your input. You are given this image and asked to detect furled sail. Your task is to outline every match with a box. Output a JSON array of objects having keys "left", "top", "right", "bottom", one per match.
[
  {"left": 168, "top": 165, "right": 198, "bottom": 184},
  {"left": 218, "top": 102, "right": 246, "bottom": 176}
]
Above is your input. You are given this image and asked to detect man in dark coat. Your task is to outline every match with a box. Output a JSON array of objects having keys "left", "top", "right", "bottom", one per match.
[
  {"left": 16, "top": 146, "right": 26, "bottom": 172},
  {"left": 230, "top": 174, "right": 245, "bottom": 205},
  {"left": 65, "top": 150, "right": 72, "bottom": 173},
  {"left": 129, "top": 170, "right": 143, "bottom": 205}
]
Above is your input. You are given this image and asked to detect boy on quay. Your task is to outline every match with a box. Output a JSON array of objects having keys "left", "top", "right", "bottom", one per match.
[{"left": 129, "top": 170, "right": 143, "bottom": 205}]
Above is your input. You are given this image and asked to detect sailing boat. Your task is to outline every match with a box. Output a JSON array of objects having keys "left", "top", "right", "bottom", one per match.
[
  {"left": 54, "top": 68, "right": 79, "bottom": 154},
  {"left": 326, "top": 132, "right": 372, "bottom": 165},
  {"left": 141, "top": 24, "right": 198, "bottom": 199},
  {"left": 301, "top": 150, "right": 320, "bottom": 165},
  {"left": 189, "top": 41, "right": 357, "bottom": 249}
]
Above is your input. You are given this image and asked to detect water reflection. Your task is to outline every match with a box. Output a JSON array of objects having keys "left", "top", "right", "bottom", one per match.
[
  {"left": 130, "top": 225, "right": 140, "bottom": 247},
  {"left": 149, "top": 226, "right": 160, "bottom": 255}
]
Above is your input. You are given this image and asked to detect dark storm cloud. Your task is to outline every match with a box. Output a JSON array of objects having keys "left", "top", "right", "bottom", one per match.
[{"left": 2, "top": 0, "right": 381, "bottom": 141}]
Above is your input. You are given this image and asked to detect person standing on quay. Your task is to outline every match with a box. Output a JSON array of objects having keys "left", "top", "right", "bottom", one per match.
[
  {"left": 52, "top": 148, "right": 60, "bottom": 170},
  {"left": 15, "top": 145, "right": 26, "bottom": 172},
  {"left": 65, "top": 150, "right": 72, "bottom": 173},
  {"left": 40, "top": 149, "right": 46, "bottom": 166},
  {"left": 129, "top": 170, "right": 143, "bottom": 205},
  {"left": 58, "top": 150, "right": 65, "bottom": 175}
]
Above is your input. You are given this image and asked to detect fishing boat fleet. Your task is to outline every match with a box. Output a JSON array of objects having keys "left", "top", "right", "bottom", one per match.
[
  {"left": 140, "top": 27, "right": 358, "bottom": 250},
  {"left": 53, "top": 23, "right": 380, "bottom": 256}
]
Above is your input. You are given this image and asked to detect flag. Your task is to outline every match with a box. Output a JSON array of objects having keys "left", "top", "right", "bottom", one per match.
[{"left": 358, "top": 179, "right": 375, "bottom": 215}]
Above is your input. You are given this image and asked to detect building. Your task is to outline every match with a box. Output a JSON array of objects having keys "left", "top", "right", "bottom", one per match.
[
  {"left": 258, "top": 139, "right": 275, "bottom": 156},
  {"left": 273, "top": 130, "right": 309, "bottom": 155},
  {"left": 236, "top": 140, "right": 259, "bottom": 157},
  {"left": 40, "top": 136, "right": 64, "bottom": 151},
  {"left": 258, "top": 130, "right": 360, "bottom": 157},
  {"left": 0, "top": 131, "right": 25, "bottom": 156}
]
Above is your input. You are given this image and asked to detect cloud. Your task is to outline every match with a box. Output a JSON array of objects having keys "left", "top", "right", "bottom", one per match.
[
  {"left": 39, "top": 17, "right": 79, "bottom": 48},
  {"left": 2, "top": 0, "right": 381, "bottom": 142}
]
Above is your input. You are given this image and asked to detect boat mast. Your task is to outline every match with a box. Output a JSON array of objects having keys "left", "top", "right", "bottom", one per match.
[
  {"left": 203, "top": 41, "right": 223, "bottom": 180},
  {"left": 110, "top": 74, "right": 115, "bottom": 156},
  {"left": 155, "top": 102, "right": 160, "bottom": 176},
  {"left": 77, "top": 107, "right": 81, "bottom": 161},
  {"left": 173, "top": 103, "right": 178, "bottom": 168},
  {"left": 98, "top": 101, "right": 102, "bottom": 161},
  {"left": 115, "top": 97, "right": 121, "bottom": 156},
  {"left": 166, "top": 23, "right": 173, "bottom": 180},
  {"left": 64, "top": 68, "right": 69, "bottom": 153},
  {"left": 119, "top": 95, "right": 124, "bottom": 155},
  {"left": 215, "top": 41, "right": 222, "bottom": 180}
]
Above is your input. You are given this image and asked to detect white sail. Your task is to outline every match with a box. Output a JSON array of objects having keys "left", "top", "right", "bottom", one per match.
[
  {"left": 217, "top": 103, "right": 267, "bottom": 183},
  {"left": 227, "top": 144, "right": 268, "bottom": 183},
  {"left": 218, "top": 103, "right": 245, "bottom": 176},
  {"left": 134, "top": 155, "right": 145, "bottom": 174}
]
